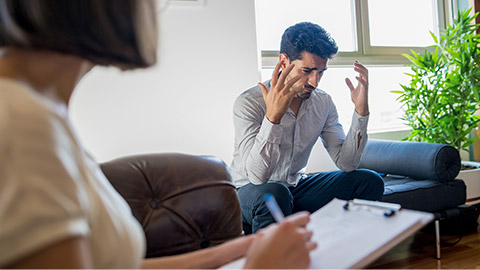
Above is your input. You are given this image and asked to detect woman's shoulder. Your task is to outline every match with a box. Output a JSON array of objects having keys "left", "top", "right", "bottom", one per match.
[
  {"left": 0, "top": 78, "right": 72, "bottom": 144},
  {"left": 0, "top": 78, "right": 65, "bottom": 117},
  {"left": 0, "top": 79, "right": 92, "bottom": 268},
  {"left": 0, "top": 78, "right": 83, "bottom": 189}
]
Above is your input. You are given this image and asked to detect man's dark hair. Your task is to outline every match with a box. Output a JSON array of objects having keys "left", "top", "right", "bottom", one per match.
[{"left": 280, "top": 22, "right": 338, "bottom": 61}]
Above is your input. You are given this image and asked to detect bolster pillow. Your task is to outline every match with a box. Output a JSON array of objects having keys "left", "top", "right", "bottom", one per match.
[{"left": 359, "top": 139, "right": 461, "bottom": 183}]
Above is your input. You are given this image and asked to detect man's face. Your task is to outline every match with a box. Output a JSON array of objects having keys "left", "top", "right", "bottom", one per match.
[{"left": 282, "top": 51, "right": 328, "bottom": 100}]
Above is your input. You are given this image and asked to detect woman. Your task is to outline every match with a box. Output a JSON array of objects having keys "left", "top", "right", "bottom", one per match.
[{"left": 0, "top": 0, "right": 316, "bottom": 268}]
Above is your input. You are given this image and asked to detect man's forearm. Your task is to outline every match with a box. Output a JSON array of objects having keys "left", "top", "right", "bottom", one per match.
[
  {"left": 326, "top": 112, "right": 368, "bottom": 171},
  {"left": 245, "top": 139, "right": 280, "bottom": 184},
  {"left": 242, "top": 117, "right": 283, "bottom": 184}
]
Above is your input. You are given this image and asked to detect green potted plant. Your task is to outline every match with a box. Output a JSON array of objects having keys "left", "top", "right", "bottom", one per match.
[{"left": 393, "top": 8, "right": 480, "bottom": 202}]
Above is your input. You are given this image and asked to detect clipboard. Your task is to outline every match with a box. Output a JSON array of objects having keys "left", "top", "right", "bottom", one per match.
[
  {"left": 220, "top": 198, "right": 433, "bottom": 269},
  {"left": 308, "top": 198, "right": 433, "bottom": 269}
]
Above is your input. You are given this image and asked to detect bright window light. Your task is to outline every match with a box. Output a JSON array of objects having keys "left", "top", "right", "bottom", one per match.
[
  {"left": 368, "top": 0, "right": 437, "bottom": 47},
  {"left": 255, "top": 0, "right": 356, "bottom": 52}
]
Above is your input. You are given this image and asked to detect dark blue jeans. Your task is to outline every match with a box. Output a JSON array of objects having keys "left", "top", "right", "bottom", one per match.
[{"left": 237, "top": 169, "right": 384, "bottom": 234}]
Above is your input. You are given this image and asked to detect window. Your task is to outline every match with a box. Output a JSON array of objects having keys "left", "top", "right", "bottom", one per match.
[
  {"left": 256, "top": 0, "right": 449, "bottom": 65},
  {"left": 255, "top": 0, "right": 455, "bottom": 132},
  {"left": 255, "top": 0, "right": 357, "bottom": 52},
  {"left": 367, "top": 0, "right": 438, "bottom": 47}
]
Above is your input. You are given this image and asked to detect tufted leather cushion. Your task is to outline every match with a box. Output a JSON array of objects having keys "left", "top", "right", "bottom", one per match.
[
  {"left": 359, "top": 139, "right": 461, "bottom": 184},
  {"left": 100, "top": 153, "right": 242, "bottom": 258}
]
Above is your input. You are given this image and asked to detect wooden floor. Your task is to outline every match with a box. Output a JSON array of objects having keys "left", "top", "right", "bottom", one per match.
[{"left": 368, "top": 225, "right": 480, "bottom": 269}]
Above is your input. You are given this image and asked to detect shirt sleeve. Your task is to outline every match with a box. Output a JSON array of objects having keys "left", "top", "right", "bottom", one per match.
[
  {"left": 320, "top": 97, "right": 369, "bottom": 172},
  {"left": 0, "top": 102, "right": 90, "bottom": 267},
  {"left": 232, "top": 93, "right": 283, "bottom": 184}
]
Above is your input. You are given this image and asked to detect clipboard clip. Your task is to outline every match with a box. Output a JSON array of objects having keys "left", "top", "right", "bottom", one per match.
[{"left": 343, "top": 199, "right": 402, "bottom": 217}]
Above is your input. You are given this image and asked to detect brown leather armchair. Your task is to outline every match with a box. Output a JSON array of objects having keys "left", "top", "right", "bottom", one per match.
[{"left": 100, "top": 153, "right": 243, "bottom": 258}]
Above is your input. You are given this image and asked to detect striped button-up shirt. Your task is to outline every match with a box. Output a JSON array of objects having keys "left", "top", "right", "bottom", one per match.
[{"left": 230, "top": 79, "right": 369, "bottom": 188}]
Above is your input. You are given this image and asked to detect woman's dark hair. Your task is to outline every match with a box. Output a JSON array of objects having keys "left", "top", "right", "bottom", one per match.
[
  {"left": 280, "top": 22, "right": 338, "bottom": 61},
  {"left": 0, "top": 0, "right": 158, "bottom": 69}
]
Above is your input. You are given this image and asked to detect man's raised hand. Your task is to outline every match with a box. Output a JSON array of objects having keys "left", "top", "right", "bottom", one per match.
[
  {"left": 259, "top": 60, "right": 302, "bottom": 124},
  {"left": 345, "top": 61, "right": 369, "bottom": 116}
]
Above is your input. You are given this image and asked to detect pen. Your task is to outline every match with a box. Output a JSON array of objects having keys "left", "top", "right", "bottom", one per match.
[{"left": 264, "top": 193, "right": 285, "bottom": 222}]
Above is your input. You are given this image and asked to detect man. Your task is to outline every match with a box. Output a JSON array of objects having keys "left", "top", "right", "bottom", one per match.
[{"left": 230, "top": 22, "right": 384, "bottom": 233}]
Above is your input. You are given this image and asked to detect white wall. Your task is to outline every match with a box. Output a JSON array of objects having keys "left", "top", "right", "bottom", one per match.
[{"left": 69, "top": 0, "right": 261, "bottom": 165}]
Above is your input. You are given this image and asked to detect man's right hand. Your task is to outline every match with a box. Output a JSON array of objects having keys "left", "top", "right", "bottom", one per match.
[{"left": 259, "top": 60, "right": 302, "bottom": 124}]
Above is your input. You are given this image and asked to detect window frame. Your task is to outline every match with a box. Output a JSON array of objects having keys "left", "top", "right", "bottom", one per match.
[{"left": 259, "top": 0, "right": 454, "bottom": 67}]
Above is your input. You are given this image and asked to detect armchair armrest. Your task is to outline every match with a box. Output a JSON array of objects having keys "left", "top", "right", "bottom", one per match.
[
  {"left": 359, "top": 139, "right": 461, "bottom": 183},
  {"left": 100, "top": 153, "right": 242, "bottom": 258}
]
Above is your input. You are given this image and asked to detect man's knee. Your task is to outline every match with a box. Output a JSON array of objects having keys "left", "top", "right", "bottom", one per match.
[
  {"left": 262, "top": 182, "right": 294, "bottom": 213},
  {"left": 238, "top": 182, "right": 293, "bottom": 233},
  {"left": 238, "top": 182, "right": 293, "bottom": 215},
  {"left": 353, "top": 169, "right": 385, "bottom": 199}
]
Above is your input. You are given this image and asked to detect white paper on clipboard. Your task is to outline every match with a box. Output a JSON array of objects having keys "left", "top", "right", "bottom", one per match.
[{"left": 220, "top": 198, "right": 433, "bottom": 269}]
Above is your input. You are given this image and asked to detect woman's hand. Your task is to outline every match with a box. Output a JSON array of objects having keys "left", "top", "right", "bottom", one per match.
[{"left": 244, "top": 211, "right": 317, "bottom": 269}]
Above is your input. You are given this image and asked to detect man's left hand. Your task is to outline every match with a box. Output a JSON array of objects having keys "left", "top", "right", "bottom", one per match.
[{"left": 345, "top": 61, "right": 369, "bottom": 116}]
